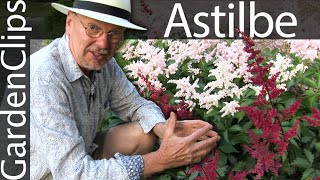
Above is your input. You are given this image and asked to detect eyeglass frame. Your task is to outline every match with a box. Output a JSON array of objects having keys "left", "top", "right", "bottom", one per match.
[{"left": 73, "top": 13, "right": 124, "bottom": 44}]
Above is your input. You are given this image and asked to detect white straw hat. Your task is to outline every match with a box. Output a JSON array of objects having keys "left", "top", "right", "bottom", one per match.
[{"left": 51, "top": 0, "right": 146, "bottom": 30}]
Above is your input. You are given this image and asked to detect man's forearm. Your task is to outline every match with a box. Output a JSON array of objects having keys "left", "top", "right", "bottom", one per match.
[
  {"left": 152, "top": 122, "right": 166, "bottom": 139},
  {"left": 142, "top": 151, "right": 166, "bottom": 177}
]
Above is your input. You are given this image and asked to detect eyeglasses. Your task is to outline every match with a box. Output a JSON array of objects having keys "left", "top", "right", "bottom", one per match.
[{"left": 74, "top": 13, "right": 124, "bottom": 44}]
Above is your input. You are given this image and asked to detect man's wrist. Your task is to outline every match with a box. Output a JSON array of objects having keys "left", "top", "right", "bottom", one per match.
[
  {"left": 152, "top": 122, "right": 166, "bottom": 139},
  {"left": 142, "top": 151, "right": 166, "bottom": 177}
]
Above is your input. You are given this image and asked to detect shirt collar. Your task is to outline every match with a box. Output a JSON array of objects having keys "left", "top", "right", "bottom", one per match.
[{"left": 58, "top": 34, "right": 85, "bottom": 82}]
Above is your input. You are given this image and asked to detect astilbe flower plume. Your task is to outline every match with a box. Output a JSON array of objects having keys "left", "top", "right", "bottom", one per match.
[
  {"left": 235, "top": 30, "right": 303, "bottom": 179},
  {"left": 301, "top": 108, "right": 320, "bottom": 127},
  {"left": 187, "top": 149, "right": 219, "bottom": 180}
]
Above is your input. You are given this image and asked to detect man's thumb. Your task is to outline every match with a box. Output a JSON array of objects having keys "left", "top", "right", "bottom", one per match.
[{"left": 166, "top": 112, "right": 177, "bottom": 134}]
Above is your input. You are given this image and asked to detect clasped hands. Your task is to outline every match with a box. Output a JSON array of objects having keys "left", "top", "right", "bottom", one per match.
[{"left": 152, "top": 112, "right": 221, "bottom": 170}]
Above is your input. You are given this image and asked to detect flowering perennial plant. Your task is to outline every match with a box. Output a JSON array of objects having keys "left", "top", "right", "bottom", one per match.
[
  {"left": 113, "top": 36, "right": 320, "bottom": 179},
  {"left": 111, "top": 31, "right": 320, "bottom": 179}
]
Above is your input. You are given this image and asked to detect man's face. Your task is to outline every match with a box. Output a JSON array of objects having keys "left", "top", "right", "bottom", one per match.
[{"left": 66, "top": 12, "right": 125, "bottom": 75}]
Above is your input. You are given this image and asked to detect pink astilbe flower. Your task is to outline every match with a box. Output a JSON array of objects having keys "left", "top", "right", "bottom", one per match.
[{"left": 287, "top": 40, "right": 320, "bottom": 62}]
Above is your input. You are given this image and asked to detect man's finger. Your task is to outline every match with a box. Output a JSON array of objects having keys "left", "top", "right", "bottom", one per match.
[
  {"left": 187, "top": 124, "right": 213, "bottom": 141},
  {"left": 193, "top": 136, "right": 220, "bottom": 151},
  {"left": 177, "top": 120, "right": 211, "bottom": 128},
  {"left": 204, "top": 130, "right": 219, "bottom": 138}
]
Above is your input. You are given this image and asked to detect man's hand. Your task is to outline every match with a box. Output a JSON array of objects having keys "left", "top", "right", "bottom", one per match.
[
  {"left": 153, "top": 113, "right": 219, "bottom": 141},
  {"left": 143, "top": 112, "right": 220, "bottom": 176}
]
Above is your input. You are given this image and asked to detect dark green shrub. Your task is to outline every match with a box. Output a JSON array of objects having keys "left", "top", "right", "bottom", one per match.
[{"left": 44, "top": 0, "right": 73, "bottom": 39}]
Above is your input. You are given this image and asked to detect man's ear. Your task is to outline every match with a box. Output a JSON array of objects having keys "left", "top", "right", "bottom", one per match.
[{"left": 65, "top": 12, "right": 73, "bottom": 35}]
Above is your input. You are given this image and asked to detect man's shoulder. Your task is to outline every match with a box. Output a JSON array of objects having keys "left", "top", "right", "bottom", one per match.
[{"left": 30, "top": 38, "right": 65, "bottom": 80}]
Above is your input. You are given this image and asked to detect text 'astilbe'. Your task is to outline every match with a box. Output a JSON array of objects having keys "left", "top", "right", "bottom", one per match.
[{"left": 233, "top": 30, "right": 303, "bottom": 179}]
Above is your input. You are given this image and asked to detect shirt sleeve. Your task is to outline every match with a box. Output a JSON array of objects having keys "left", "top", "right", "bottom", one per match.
[
  {"left": 107, "top": 59, "right": 166, "bottom": 133},
  {"left": 115, "top": 153, "right": 144, "bottom": 179},
  {"left": 31, "top": 70, "right": 142, "bottom": 180}
]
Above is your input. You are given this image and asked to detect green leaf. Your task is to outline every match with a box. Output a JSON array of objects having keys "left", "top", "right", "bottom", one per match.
[
  {"left": 317, "top": 73, "right": 320, "bottom": 88},
  {"left": 229, "top": 125, "right": 243, "bottom": 132},
  {"left": 315, "top": 143, "right": 320, "bottom": 152},
  {"left": 301, "top": 126, "right": 316, "bottom": 137},
  {"left": 230, "top": 133, "right": 249, "bottom": 145},
  {"left": 240, "top": 99, "right": 255, "bottom": 106},
  {"left": 243, "top": 89, "right": 256, "bottom": 98},
  {"left": 303, "top": 77, "right": 318, "bottom": 89},
  {"left": 232, "top": 161, "right": 248, "bottom": 171},
  {"left": 315, "top": 170, "right": 320, "bottom": 176},
  {"left": 291, "top": 158, "right": 312, "bottom": 169},
  {"left": 304, "top": 149, "right": 314, "bottom": 164},
  {"left": 216, "top": 167, "right": 227, "bottom": 178},
  {"left": 235, "top": 111, "right": 245, "bottom": 123},
  {"left": 302, "top": 168, "right": 315, "bottom": 180},
  {"left": 303, "top": 90, "right": 317, "bottom": 108},
  {"left": 176, "top": 171, "right": 187, "bottom": 179},
  {"left": 188, "top": 172, "right": 199, "bottom": 180},
  {"left": 223, "top": 131, "right": 229, "bottom": 143},
  {"left": 289, "top": 139, "right": 299, "bottom": 149},
  {"left": 243, "top": 122, "right": 252, "bottom": 130},
  {"left": 158, "top": 174, "right": 170, "bottom": 180},
  {"left": 271, "top": 48, "right": 279, "bottom": 55},
  {"left": 218, "top": 144, "right": 239, "bottom": 153},
  {"left": 301, "top": 136, "right": 313, "bottom": 143},
  {"left": 217, "top": 150, "right": 227, "bottom": 166}
]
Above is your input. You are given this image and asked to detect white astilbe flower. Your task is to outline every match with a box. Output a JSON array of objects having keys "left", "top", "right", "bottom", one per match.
[
  {"left": 220, "top": 101, "right": 240, "bottom": 117},
  {"left": 199, "top": 40, "right": 251, "bottom": 110},
  {"left": 168, "top": 77, "right": 199, "bottom": 100},
  {"left": 119, "top": 39, "right": 306, "bottom": 117},
  {"left": 197, "top": 91, "right": 227, "bottom": 111},
  {"left": 270, "top": 53, "right": 307, "bottom": 91}
]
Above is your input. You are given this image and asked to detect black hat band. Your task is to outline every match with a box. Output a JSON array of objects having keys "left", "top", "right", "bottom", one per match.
[{"left": 73, "top": 0, "right": 131, "bottom": 20}]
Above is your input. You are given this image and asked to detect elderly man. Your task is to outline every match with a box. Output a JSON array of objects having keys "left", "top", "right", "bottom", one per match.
[{"left": 30, "top": 0, "right": 220, "bottom": 179}]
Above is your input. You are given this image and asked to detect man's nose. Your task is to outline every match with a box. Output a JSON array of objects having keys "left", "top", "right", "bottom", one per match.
[{"left": 95, "top": 33, "right": 110, "bottom": 49}]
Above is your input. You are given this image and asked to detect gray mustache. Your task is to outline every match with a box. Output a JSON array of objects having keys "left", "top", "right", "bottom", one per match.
[{"left": 87, "top": 47, "right": 109, "bottom": 55}]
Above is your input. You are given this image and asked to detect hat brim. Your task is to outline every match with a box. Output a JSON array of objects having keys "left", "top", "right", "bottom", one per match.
[{"left": 51, "top": 3, "right": 146, "bottom": 30}]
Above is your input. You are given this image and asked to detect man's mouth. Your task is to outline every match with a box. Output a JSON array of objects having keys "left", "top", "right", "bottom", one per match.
[{"left": 91, "top": 51, "right": 105, "bottom": 60}]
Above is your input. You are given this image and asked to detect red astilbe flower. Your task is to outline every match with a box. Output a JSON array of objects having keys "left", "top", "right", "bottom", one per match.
[
  {"left": 234, "top": 30, "right": 305, "bottom": 179},
  {"left": 229, "top": 170, "right": 251, "bottom": 180},
  {"left": 301, "top": 108, "right": 320, "bottom": 127},
  {"left": 138, "top": 73, "right": 193, "bottom": 120},
  {"left": 283, "top": 120, "right": 300, "bottom": 141},
  {"left": 283, "top": 99, "right": 301, "bottom": 120},
  {"left": 188, "top": 149, "right": 219, "bottom": 180},
  {"left": 245, "top": 131, "right": 282, "bottom": 179}
]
